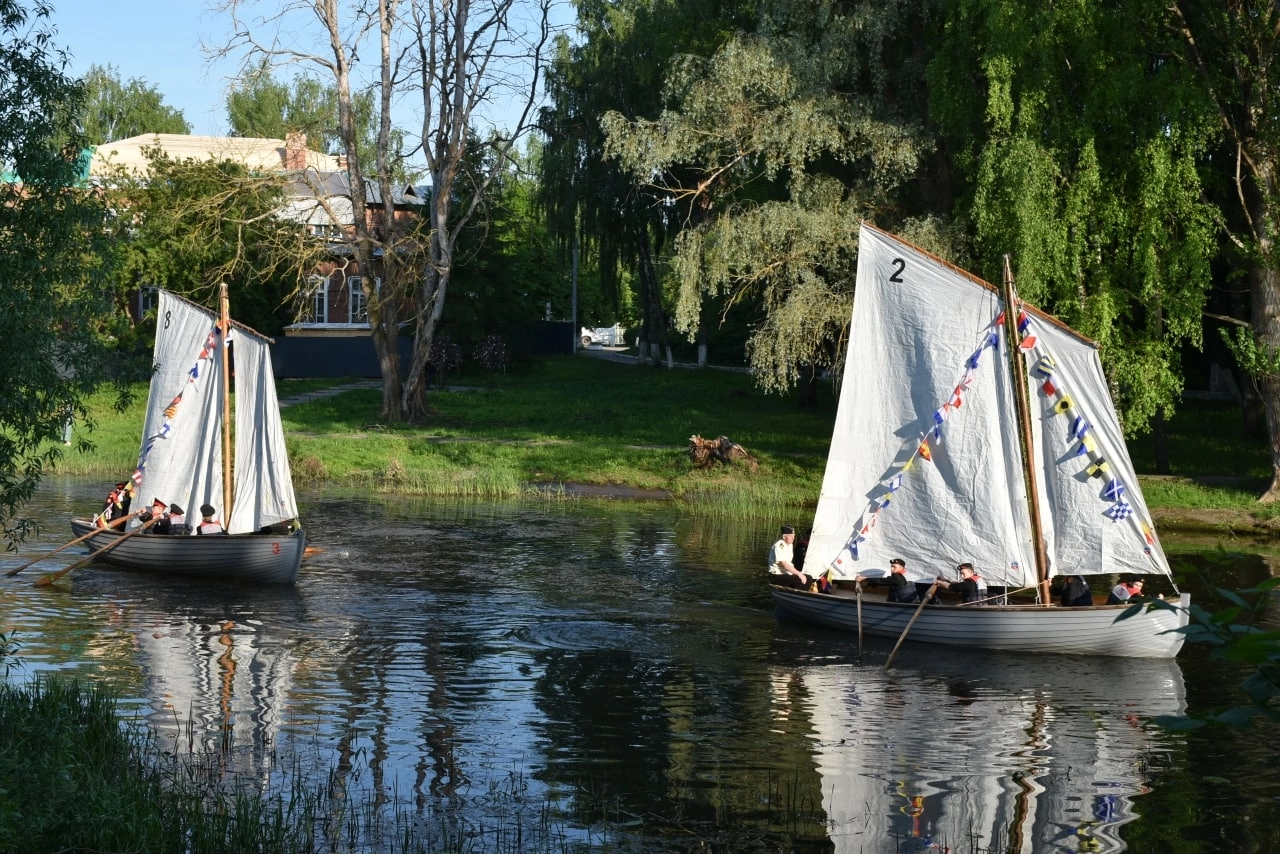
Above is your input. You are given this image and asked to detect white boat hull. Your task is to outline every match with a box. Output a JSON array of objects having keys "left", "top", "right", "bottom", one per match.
[
  {"left": 770, "top": 584, "right": 1190, "bottom": 658},
  {"left": 69, "top": 518, "right": 306, "bottom": 585}
]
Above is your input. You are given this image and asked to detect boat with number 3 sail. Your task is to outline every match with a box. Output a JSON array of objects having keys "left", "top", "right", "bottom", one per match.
[
  {"left": 70, "top": 285, "right": 307, "bottom": 584},
  {"left": 770, "top": 223, "right": 1190, "bottom": 657}
]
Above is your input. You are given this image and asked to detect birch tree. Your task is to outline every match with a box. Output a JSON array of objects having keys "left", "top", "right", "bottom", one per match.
[{"left": 217, "top": 0, "right": 553, "bottom": 422}]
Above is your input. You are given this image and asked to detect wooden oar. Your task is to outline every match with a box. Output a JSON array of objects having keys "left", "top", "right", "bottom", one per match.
[
  {"left": 34, "top": 515, "right": 162, "bottom": 588},
  {"left": 855, "top": 581, "right": 864, "bottom": 664},
  {"left": 5, "top": 509, "right": 144, "bottom": 577},
  {"left": 884, "top": 582, "right": 940, "bottom": 670}
]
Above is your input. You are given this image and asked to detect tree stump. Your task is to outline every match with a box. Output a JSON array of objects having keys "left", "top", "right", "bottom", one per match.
[{"left": 688, "top": 434, "right": 758, "bottom": 472}]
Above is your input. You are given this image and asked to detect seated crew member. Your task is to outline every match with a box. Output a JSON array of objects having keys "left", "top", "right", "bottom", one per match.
[
  {"left": 855, "top": 558, "right": 921, "bottom": 603},
  {"left": 935, "top": 563, "right": 985, "bottom": 604},
  {"left": 767, "top": 525, "right": 813, "bottom": 589},
  {"left": 197, "top": 504, "right": 227, "bottom": 535}
]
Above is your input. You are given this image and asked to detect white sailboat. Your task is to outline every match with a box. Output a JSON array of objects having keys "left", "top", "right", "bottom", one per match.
[
  {"left": 770, "top": 223, "right": 1189, "bottom": 657},
  {"left": 70, "top": 285, "right": 307, "bottom": 584}
]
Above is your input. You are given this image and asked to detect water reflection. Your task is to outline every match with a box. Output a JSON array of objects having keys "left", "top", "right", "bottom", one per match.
[
  {"left": 790, "top": 646, "right": 1184, "bottom": 852},
  {"left": 1, "top": 478, "right": 1277, "bottom": 851}
]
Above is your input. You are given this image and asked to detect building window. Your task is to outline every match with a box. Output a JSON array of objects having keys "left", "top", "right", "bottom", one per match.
[
  {"left": 137, "top": 285, "right": 158, "bottom": 317},
  {"left": 302, "top": 275, "right": 328, "bottom": 324},
  {"left": 348, "top": 276, "right": 379, "bottom": 324}
]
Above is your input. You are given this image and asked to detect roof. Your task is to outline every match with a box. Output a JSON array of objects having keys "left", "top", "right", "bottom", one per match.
[{"left": 88, "top": 134, "right": 341, "bottom": 177}]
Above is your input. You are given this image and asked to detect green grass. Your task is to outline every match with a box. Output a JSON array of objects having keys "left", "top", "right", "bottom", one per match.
[{"left": 47, "top": 355, "right": 1278, "bottom": 512}]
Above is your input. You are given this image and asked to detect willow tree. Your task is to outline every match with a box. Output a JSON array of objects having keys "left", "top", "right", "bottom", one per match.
[
  {"left": 600, "top": 0, "right": 943, "bottom": 391},
  {"left": 539, "top": 0, "right": 746, "bottom": 365},
  {"left": 0, "top": 0, "right": 130, "bottom": 546},
  {"left": 928, "top": 0, "right": 1216, "bottom": 443}
]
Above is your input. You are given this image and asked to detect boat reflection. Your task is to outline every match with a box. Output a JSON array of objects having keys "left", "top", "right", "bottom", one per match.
[
  {"left": 126, "top": 584, "right": 308, "bottom": 774},
  {"left": 784, "top": 645, "right": 1185, "bottom": 852}
]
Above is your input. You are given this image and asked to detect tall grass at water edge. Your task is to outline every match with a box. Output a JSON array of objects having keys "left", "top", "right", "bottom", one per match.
[
  {"left": 0, "top": 671, "right": 841, "bottom": 853},
  {"left": 50, "top": 356, "right": 1275, "bottom": 513}
]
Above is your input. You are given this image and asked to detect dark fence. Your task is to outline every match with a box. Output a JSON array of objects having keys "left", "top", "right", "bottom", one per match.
[{"left": 271, "top": 321, "right": 575, "bottom": 379}]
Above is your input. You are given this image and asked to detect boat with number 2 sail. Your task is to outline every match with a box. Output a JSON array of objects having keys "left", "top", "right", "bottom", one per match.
[
  {"left": 70, "top": 285, "right": 306, "bottom": 584},
  {"left": 770, "top": 223, "right": 1190, "bottom": 657}
]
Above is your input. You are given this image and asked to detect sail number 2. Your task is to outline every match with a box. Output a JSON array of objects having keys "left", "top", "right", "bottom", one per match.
[{"left": 889, "top": 258, "right": 905, "bottom": 283}]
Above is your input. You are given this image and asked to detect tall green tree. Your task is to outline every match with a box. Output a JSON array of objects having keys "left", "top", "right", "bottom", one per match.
[
  {"left": 78, "top": 64, "right": 189, "bottom": 144},
  {"left": 928, "top": 0, "right": 1217, "bottom": 439},
  {"left": 0, "top": 0, "right": 132, "bottom": 546},
  {"left": 1166, "top": 0, "right": 1280, "bottom": 501},
  {"left": 539, "top": 0, "right": 747, "bottom": 366},
  {"left": 600, "top": 0, "right": 942, "bottom": 390}
]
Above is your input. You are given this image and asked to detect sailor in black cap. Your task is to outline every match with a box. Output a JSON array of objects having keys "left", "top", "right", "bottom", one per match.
[
  {"left": 767, "top": 524, "right": 812, "bottom": 589},
  {"left": 197, "top": 503, "right": 226, "bottom": 535}
]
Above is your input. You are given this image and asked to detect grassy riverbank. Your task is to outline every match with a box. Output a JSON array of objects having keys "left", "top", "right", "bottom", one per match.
[{"left": 52, "top": 354, "right": 1276, "bottom": 518}]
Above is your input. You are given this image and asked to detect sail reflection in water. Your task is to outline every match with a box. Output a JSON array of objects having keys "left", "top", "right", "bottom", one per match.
[
  {"left": 134, "top": 608, "right": 298, "bottom": 769},
  {"left": 787, "top": 649, "right": 1185, "bottom": 852}
]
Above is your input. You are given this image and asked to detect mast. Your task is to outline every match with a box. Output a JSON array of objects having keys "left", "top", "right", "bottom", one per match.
[
  {"left": 219, "top": 282, "right": 233, "bottom": 521},
  {"left": 1001, "top": 256, "right": 1051, "bottom": 603}
]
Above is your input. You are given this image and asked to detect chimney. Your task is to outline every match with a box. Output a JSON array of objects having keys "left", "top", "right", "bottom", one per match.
[
  {"left": 284, "top": 132, "right": 307, "bottom": 171},
  {"left": 336, "top": 154, "right": 349, "bottom": 172}
]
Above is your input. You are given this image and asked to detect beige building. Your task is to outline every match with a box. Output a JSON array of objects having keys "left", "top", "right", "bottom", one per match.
[{"left": 88, "top": 132, "right": 340, "bottom": 177}]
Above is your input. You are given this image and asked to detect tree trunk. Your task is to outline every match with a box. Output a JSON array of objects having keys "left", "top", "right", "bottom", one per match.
[{"left": 1254, "top": 258, "right": 1280, "bottom": 501}]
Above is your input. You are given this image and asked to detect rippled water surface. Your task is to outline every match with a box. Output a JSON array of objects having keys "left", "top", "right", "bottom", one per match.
[{"left": 2, "top": 478, "right": 1278, "bottom": 852}]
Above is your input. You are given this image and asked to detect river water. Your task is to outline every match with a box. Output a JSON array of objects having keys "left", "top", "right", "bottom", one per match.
[{"left": 2, "top": 477, "right": 1278, "bottom": 852}]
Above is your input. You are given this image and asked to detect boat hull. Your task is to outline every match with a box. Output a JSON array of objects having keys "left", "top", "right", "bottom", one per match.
[
  {"left": 69, "top": 519, "right": 306, "bottom": 585},
  {"left": 770, "top": 584, "right": 1190, "bottom": 658}
]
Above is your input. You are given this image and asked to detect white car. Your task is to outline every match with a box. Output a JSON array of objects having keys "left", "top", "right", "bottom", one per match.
[{"left": 580, "top": 325, "right": 626, "bottom": 347}]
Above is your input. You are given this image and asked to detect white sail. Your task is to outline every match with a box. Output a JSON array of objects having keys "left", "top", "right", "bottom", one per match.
[
  {"left": 811, "top": 223, "right": 1037, "bottom": 588},
  {"left": 229, "top": 329, "right": 299, "bottom": 534},
  {"left": 134, "top": 292, "right": 225, "bottom": 527},
  {"left": 1022, "top": 314, "right": 1171, "bottom": 577},
  {"left": 811, "top": 223, "right": 1171, "bottom": 587}
]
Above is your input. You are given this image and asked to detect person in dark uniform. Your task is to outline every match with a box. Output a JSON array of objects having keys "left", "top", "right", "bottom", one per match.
[{"left": 855, "top": 558, "right": 922, "bottom": 603}]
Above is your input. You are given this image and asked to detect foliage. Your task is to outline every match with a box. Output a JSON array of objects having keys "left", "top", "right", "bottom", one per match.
[
  {"left": 0, "top": 0, "right": 134, "bottom": 551},
  {"left": 600, "top": 0, "right": 945, "bottom": 392},
  {"left": 1147, "top": 565, "right": 1280, "bottom": 731},
  {"left": 1163, "top": 1, "right": 1280, "bottom": 499},
  {"left": 473, "top": 334, "right": 511, "bottom": 372},
  {"left": 102, "top": 149, "right": 322, "bottom": 335},
  {"left": 77, "top": 63, "right": 190, "bottom": 145},
  {"left": 0, "top": 632, "right": 20, "bottom": 678},
  {"left": 926, "top": 0, "right": 1218, "bottom": 436},
  {"left": 540, "top": 0, "right": 750, "bottom": 361},
  {"left": 447, "top": 139, "right": 572, "bottom": 356}
]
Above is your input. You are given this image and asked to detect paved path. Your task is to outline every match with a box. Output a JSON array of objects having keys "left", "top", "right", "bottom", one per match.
[{"left": 277, "top": 380, "right": 381, "bottom": 408}]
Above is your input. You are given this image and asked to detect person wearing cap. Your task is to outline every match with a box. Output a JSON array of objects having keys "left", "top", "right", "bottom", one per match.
[
  {"left": 767, "top": 525, "right": 813, "bottom": 589},
  {"left": 167, "top": 504, "right": 188, "bottom": 535},
  {"left": 145, "top": 498, "right": 171, "bottom": 534},
  {"left": 935, "top": 562, "right": 987, "bottom": 604},
  {"left": 197, "top": 504, "right": 226, "bottom": 535},
  {"left": 855, "top": 558, "right": 922, "bottom": 604}
]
